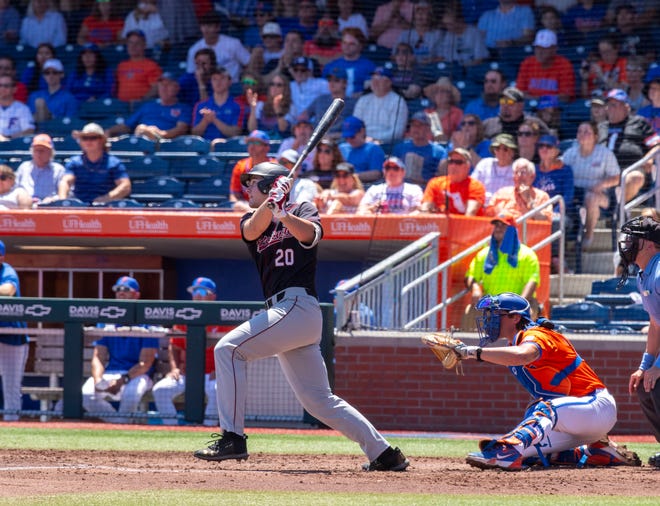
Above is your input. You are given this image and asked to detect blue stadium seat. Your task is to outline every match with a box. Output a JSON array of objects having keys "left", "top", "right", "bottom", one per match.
[
  {"left": 591, "top": 277, "right": 638, "bottom": 295},
  {"left": 158, "top": 135, "right": 210, "bottom": 155},
  {"left": 102, "top": 198, "right": 145, "bottom": 208},
  {"left": 550, "top": 301, "right": 610, "bottom": 330},
  {"left": 110, "top": 135, "right": 156, "bottom": 154},
  {"left": 0, "top": 135, "right": 34, "bottom": 152},
  {"left": 52, "top": 136, "right": 81, "bottom": 152},
  {"left": 78, "top": 98, "right": 131, "bottom": 121},
  {"left": 37, "top": 117, "right": 86, "bottom": 136},
  {"left": 124, "top": 155, "right": 170, "bottom": 181},
  {"left": 37, "top": 198, "right": 88, "bottom": 208},
  {"left": 169, "top": 155, "right": 224, "bottom": 181},
  {"left": 364, "top": 44, "right": 392, "bottom": 65},
  {"left": 131, "top": 176, "right": 185, "bottom": 204},
  {"left": 609, "top": 303, "right": 649, "bottom": 331},
  {"left": 183, "top": 175, "right": 230, "bottom": 206},
  {"left": 158, "top": 198, "right": 200, "bottom": 209}
]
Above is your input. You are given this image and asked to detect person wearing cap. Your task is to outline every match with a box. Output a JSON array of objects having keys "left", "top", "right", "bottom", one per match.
[
  {"left": 322, "top": 27, "right": 376, "bottom": 97},
  {"left": 264, "top": 29, "right": 321, "bottom": 81},
  {"left": 338, "top": 115, "right": 385, "bottom": 183},
  {"left": 0, "top": 239, "right": 29, "bottom": 421},
  {"left": 486, "top": 157, "right": 552, "bottom": 222},
  {"left": 19, "top": 0, "right": 67, "bottom": 48},
  {"left": 423, "top": 77, "right": 463, "bottom": 143},
  {"left": 121, "top": 0, "right": 170, "bottom": 49},
  {"left": 76, "top": 0, "right": 124, "bottom": 47},
  {"left": 482, "top": 86, "right": 549, "bottom": 139},
  {"left": 357, "top": 156, "right": 423, "bottom": 215},
  {"left": 534, "top": 95, "right": 561, "bottom": 137},
  {"left": 393, "top": 110, "right": 447, "bottom": 185},
  {"left": 228, "top": 129, "right": 276, "bottom": 212},
  {"left": 191, "top": 66, "right": 241, "bottom": 141},
  {"left": 476, "top": 1, "right": 535, "bottom": 52},
  {"left": 115, "top": 29, "right": 162, "bottom": 102},
  {"left": 256, "top": 21, "right": 284, "bottom": 66},
  {"left": 315, "top": 161, "right": 364, "bottom": 214},
  {"left": 589, "top": 93, "right": 607, "bottom": 123},
  {"left": 395, "top": 1, "right": 442, "bottom": 64},
  {"left": 471, "top": 133, "right": 517, "bottom": 202},
  {"left": 278, "top": 148, "right": 318, "bottom": 204},
  {"left": 242, "top": 1, "right": 276, "bottom": 49},
  {"left": 0, "top": 163, "right": 31, "bottom": 209},
  {"left": 637, "top": 70, "right": 660, "bottom": 134},
  {"left": 289, "top": 55, "right": 329, "bottom": 118},
  {"left": 14, "top": 133, "right": 65, "bottom": 204},
  {"left": 27, "top": 58, "right": 78, "bottom": 122},
  {"left": 599, "top": 87, "right": 660, "bottom": 202},
  {"left": 177, "top": 48, "right": 216, "bottom": 107},
  {"left": 464, "top": 69, "right": 507, "bottom": 121},
  {"left": 580, "top": 35, "right": 627, "bottom": 99},
  {"left": 421, "top": 147, "right": 485, "bottom": 216},
  {"left": 185, "top": 12, "right": 251, "bottom": 83},
  {"left": 65, "top": 44, "right": 114, "bottom": 103},
  {"left": 298, "top": 65, "right": 356, "bottom": 138},
  {"left": 275, "top": 117, "right": 315, "bottom": 172},
  {"left": 82, "top": 275, "right": 160, "bottom": 424},
  {"left": 353, "top": 65, "right": 408, "bottom": 144},
  {"left": 619, "top": 215, "right": 660, "bottom": 469},
  {"left": 302, "top": 15, "right": 342, "bottom": 67},
  {"left": 515, "top": 29, "right": 575, "bottom": 102},
  {"left": 152, "top": 276, "right": 231, "bottom": 426},
  {"left": 59, "top": 122, "right": 131, "bottom": 204},
  {"left": 463, "top": 211, "right": 540, "bottom": 329},
  {"left": 107, "top": 72, "right": 192, "bottom": 141},
  {"left": 0, "top": 73, "right": 34, "bottom": 141}
]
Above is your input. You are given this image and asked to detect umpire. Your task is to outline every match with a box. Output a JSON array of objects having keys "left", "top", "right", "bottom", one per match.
[{"left": 619, "top": 216, "right": 660, "bottom": 468}]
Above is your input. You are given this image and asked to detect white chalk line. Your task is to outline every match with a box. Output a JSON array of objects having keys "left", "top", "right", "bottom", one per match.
[{"left": 0, "top": 464, "right": 216, "bottom": 474}]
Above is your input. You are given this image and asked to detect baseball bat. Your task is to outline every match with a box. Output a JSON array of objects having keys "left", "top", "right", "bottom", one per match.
[{"left": 286, "top": 97, "right": 345, "bottom": 179}]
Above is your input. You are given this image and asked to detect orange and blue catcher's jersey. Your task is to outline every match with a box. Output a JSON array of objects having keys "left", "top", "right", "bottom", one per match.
[{"left": 508, "top": 326, "right": 606, "bottom": 399}]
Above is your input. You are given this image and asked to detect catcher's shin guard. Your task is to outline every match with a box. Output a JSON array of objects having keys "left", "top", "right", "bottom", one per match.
[{"left": 493, "top": 400, "right": 556, "bottom": 450}]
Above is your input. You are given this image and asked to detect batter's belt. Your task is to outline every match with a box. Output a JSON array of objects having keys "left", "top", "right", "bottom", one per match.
[{"left": 265, "top": 287, "right": 315, "bottom": 309}]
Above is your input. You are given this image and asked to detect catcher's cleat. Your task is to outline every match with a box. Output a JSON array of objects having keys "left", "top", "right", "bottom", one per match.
[
  {"left": 362, "top": 446, "right": 410, "bottom": 472},
  {"left": 648, "top": 452, "right": 660, "bottom": 469},
  {"left": 193, "top": 431, "right": 249, "bottom": 462},
  {"left": 581, "top": 438, "right": 641, "bottom": 467},
  {"left": 466, "top": 442, "right": 527, "bottom": 471}
]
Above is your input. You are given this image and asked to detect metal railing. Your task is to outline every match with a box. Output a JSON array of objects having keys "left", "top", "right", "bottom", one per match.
[
  {"left": 333, "top": 232, "right": 440, "bottom": 330},
  {"left": 618, "top": 145, "right": 660, "bottom": 227},
  {"left": 401, "top": 195, "right": 565, "bottom": 330}
]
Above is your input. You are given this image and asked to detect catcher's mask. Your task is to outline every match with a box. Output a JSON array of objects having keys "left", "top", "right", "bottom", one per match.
[
  {"left": 475, "top": 292, "right": 531, "bottom": 347},
  {"left": 240, "top": 162, "right": 290, "bottom": 195},
  {"left": 617, "top": 216, "right": 660, "bottom": 288}
]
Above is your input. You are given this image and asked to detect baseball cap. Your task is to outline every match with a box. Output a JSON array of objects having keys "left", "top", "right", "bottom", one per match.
[
  {"left": 501, "top": 87, "right": 524, "bottom": 103},
  {"left": 341, "top": 116, "right": 364, "bottom": 138},
  {"left": 0, "top": 239, "right": 5, "bottom": 256},
  {"left": 371, "top": 66, "right": 393, "bottom": 79},
  {"left": 261, "top": 21, "right": 282, "bottom": 37},
  {"left": 187, "top": 276, "right": 217, "bottom": 295},
  {"left": 335, "top": 162, "right": 354, "bottom": 174},
  {"left": 158, "top": 72, "right": 177, "bottom": 82},
  {"left": 489, "top": 133, "right": 517, "bottom": 153},
  {"left": 42, "top": 59, "right": 64, "bottom": 73},
  {"left": 537, "top": 134, "right": 559, "bottom": 148},
  {"left": 448, "top": 147, "right": 472, "bottom": 164},
  {"left": 31, "top": 133, "right": 54, "bottom": 150},
  {"left": 410, "top": 111, "right": 430, "bottom": 125},
  {"left": 491, "top": 210, "right": 516, "bottom": 227},
  {"left": 246, "top": 130, "right": 270, "bottom": 144},
  {"left": 533, "top": 29, "right": 558, "bottom": 48},
  {"left": 325, "top": 66, "right": 348, "bottom": 80},
  {"left": 112, "top": 276, "right": 140, "bottom": 292},
  {"left": 279, "top": 148, "right": 300, "bottom": 164},
  {"left": 537, "top": 95, "right": 559, "bottom": 110},
  {"left": 383, "top": 156, "right": 406, "bottom": 171},
  {"left": 291, "top": 56, "right": 312, "bottom": 71},
  {"left": 606, "top": 88, "right": 631, "bottom": 105},
  {"left": 590, "top": 92, "right": 606, "bottom": 107},
  {"left": 80, "top": 43, "right": 99, "bottom": 53},
  {"left": 80, "top": 122, "right": 105, "bottom": 137},
  {"left": 645, "top": 65, "right": 660, "bottom": 84},
  {"left": 125, "top": 29, "right": 146, "bottom": 39}
]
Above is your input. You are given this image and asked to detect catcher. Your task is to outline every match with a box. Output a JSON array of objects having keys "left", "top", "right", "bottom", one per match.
[{"left": 423, "top": 292, "right": 640, "bottom": 471}]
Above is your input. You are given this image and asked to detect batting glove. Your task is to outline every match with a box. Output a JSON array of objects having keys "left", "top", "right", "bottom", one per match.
[{"left": 268, "top": 187, "right": 288, "bottom": 219}]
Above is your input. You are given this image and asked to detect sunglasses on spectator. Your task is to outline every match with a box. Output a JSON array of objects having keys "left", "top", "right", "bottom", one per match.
[
  {"left": 493, "top": 145, "right": 512, "bottom": 151},
  {"left": 247, "top": 141, "right": 266, "bottom": 146},
  {"left": 517, "top": 130, "right": 535, "bottom": 137},
  {"left": 384, "top": 164, "right": 404, "bottom": 171},
  {"left": 115, "top": 286, "right": 134, "bottom": 293},
  {"left": 0, "top": 174, "right": 13, "bottom": 181},
  {"left": 335, "top": 172, "right": 351, "bottom": 178},
  {"left": 269, "top": 82, "right": 284, "bottom": 87},
  {"left": 460, "top": 120, "right": 477, "bottom": 127},
  {"left": 43, "top": 70, "right": 61, "bottom": 75},
  {"left": 80, "top": 135, "right": 102, "bottom": 141},
  {"left": 537, "top": 144, "right": 555, "bottom": 150},
  {"left": 447, "top": 158, "right": 467, "bottom": 165},
  {"left": 192, "top": 288, "right": 213, "bottom": 296},
  {"left": 318, "top": 147, "right": 333, "bottom": 154},
  {"left": 499, "top": 98, "right": 518, "bottom": 106},
  {"left": 242, "top": 78, "right": 257, "bottom": 86}
]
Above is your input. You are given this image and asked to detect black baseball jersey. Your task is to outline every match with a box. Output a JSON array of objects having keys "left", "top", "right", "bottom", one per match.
[
  {"left": 599, "top": 114, "right": 659, "bottom": 168},
  {"left": 241, "top": 201, "right": 323, "bottom": 299}
]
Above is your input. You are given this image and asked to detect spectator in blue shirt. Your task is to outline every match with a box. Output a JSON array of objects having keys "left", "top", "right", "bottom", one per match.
[
  {"left": 0, "top": 0, "right": 21, "bottom": 47},
  {"left": 339, "top": 116, "right": 385, "bottom": 183},
  {"left": 58, "top": 122, "right": 131, "bottom": 205},
  {"left": 191, "top": 66, "right": 241, "bottom": 141},
  {"left": 322, "top": 27, "right": 375, "bottom": 97},
  {"left": 106, "top": 72, "right": 191, "bottom": 141},
  {"left": 178, "top": 48, "right": 215, "bottom": 106},
  {"left": 464, "top": 68, "right": 506, "bottom": 121},
  {"left": 66, "top": 44, "right": 113, "bottom": 103},
  {"left": 28, "top": 58, "right": 78, "bottom": 123},
  {"left": 393, "top": 111, "right": 447, "bottom": 185}
]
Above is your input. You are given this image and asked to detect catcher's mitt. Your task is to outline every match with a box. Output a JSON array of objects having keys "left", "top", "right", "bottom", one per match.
[{"left": 421, "top": 333, "right": 465, "bottom": 374}]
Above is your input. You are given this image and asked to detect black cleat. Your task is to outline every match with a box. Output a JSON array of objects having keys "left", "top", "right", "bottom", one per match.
[
  {"left": 649, "top": 452, "right": 660, "bottom": 469},
  {"left": 362, "top": 446, "right": 410, "bottom": 471},
  {"left": 193, "top": 431, "right": 249, "bottom": 462}
]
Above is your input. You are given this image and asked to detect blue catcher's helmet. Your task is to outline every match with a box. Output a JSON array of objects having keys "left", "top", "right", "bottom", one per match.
[{"left": 474, "top": 292, "right": 532, "bottom": 347}]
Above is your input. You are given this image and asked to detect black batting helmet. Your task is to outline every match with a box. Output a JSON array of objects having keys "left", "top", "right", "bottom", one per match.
[{"left": 240, "top": 162, "right": 289, "bottom": 194}]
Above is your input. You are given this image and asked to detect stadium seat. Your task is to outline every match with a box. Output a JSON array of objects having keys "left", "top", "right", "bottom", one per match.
[
  {"left": 591, "top": 277, "right": 639, "bottom": 295},
  {"left": 158, "top": 135, "right": 210, "bottom": 155},
  {"left": 37, "top": 198, "right": 88, "bottom": 208},
  {"left": 585, "top": 293, "right": 637, "bottom": 307},
  {"left": 0, "top": 135, "right": 34, "bottom": 152},
  {"left": 102, "top": 198, "right": 145, "bottom": 208},
  {"left": 364, "top": 44, "right": 392, "bottom": 65},
  {"left": 37, "top": 117, "right": 86, "bottom": 136},
  {"left": 110, "top": 135, "right": 156, "bottom": 154},
  {"left": 52, "top": 136, "right": 81, "bottom": 152},
  {"left": 157, "top": 198, "right": 200, "bottom": 208},
  {"left": 609, "top": 303, "right": 649, "bottom": 331},
  {"left": 124, "top": 155, "right": 170, "bottom": 181},
  {"left": 169, "top": 155, "right": 224, "bottom": 181},
  {"left": 78, "top": 98, "right": 131, "bottom": 121},
  {"left": 131, "top": 176, "right": 185, "bottom": 204},
  {"left": 550, "top": 301, "right": 610, "bottom": 330},
  {"left": 183, "top": 175, "right": 230, "bottom": 206}
]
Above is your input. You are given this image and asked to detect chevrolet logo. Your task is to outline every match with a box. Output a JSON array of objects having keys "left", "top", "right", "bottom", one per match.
[
  {"left": 25, "top": 304, "right": 52, "bottom": 317},
  {"left": 175, "top": 308, "right": 202, "bottom": 320},
  {"left": 100, "top": 306, "right": 127, "bottom": 319}
]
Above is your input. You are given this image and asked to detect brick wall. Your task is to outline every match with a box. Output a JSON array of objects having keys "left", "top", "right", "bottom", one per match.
[{"left": 333, "top": 333, "right": 652, "bottom": 435}]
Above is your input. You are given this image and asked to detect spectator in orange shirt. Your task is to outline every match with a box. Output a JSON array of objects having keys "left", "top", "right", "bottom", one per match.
[
  {"left": 486, "top": 157, "right": 552, "bottom": 221},
  {"left": 420, "top": 148, "right": 485, "bottom": 216},
  {"left": 228, "top": 130, "right": 276, "bottom": 212},
  {"left": 515, "top": 29, "right": 575, "bottom": 102},
  {"left": 77, "top": 0, "right": 124, "bottom": 47},
  {"left": 303, "top": 15, "right": 342, "bottom": 67},
  {"left": 115, "top": 29, "right": 162, "bottom": 103}
]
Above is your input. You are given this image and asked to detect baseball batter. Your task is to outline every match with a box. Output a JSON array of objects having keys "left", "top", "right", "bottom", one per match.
[
  {"left": 457, "top": 292, "right": 638, "bottom": 470},
  {"left": 194, "top": 162, "right": 409, "bottom": 471},
  {"left": 619, "top": 216, "right": 660, "bottom": 468}
]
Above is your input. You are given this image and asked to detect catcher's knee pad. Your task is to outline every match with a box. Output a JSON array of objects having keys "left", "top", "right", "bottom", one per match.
[{"left": 500, "top": 401, "right": 556, "bottom": 449}]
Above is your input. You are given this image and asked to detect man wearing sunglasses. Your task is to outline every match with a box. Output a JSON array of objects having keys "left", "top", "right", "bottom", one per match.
[
  {"left": 356, "top": 156, "right": 422, "bottom": 215},
  {"left": 0, "top": 74, "right": 33, "bottom": 141},
  {"left": 27, "top": 58, "right": 78, "bottom": 123},
  {"left": 228, "top": 129, "right": 276, "bottom": 212},
  {"left": 482, "top": 86, "right": 548, "bottom": 139}
]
